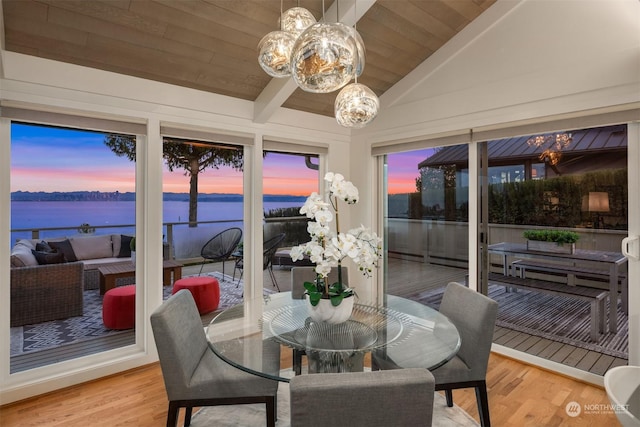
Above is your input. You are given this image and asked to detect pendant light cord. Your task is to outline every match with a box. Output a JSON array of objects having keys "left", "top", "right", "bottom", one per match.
[{"left": 354, "top": 0, "right": 358, "bottom": 84}]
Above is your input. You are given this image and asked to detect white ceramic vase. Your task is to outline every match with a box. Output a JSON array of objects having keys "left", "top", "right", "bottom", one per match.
[
  {"left": 131, "top": 251, "right": 136, "bottom": 264},
  {"left": 306, "top": 294, "right": 354, "bottom": 324}
]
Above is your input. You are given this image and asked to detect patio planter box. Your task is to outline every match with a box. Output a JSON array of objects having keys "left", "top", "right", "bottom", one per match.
[{"left": 526, "top": 240, "right": 575, "bottom": 254}]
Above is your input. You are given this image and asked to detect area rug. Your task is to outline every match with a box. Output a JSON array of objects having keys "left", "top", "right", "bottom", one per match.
[
  {"left": 10, "top": 272, "right": 265, "bottom": 356},
  {"left": 410, "top": 284, "right": 628, "bottom": 359},
  {"left": 189, "top": 380, "right": 479, "bottom": 427}
]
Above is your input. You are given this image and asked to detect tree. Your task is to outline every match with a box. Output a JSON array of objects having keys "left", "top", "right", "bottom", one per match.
[{"left": 104, "top": 135, "right": 244, "bottom": 227}]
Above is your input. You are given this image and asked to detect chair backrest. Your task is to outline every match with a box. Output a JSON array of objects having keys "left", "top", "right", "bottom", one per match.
[
  {"left": 290, "top": 368, "right": 435, "bottom": 427},
  {"left": 262, "top": 233, "right": 286, "bottom": 269},
  {"left": 201, "top": 227, "right": 242, "bottom": 260},
  {"left": 290, "top": 266, "right": 349, "bottom": 299},
  {"left": 439, "top": 282, "right": 498, "bottom": 380},
  {"left": 150, "top": 290, "right": 209, "bottom": 399}
]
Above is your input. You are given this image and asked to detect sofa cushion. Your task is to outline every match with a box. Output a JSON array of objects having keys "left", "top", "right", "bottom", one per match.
[
  {"left": 81, "top": 257, "right": 129, "bottom": 269},
  {"left": 31, "top": 249, "right": 66, "bottom": 265},
  {"left": 49, "top": 239, "right": 78, "bottom": 262},
  {"left": 70, "top": 234, "right": 113, "bottom": 260},
  {"left": 117, "top": 235, "right": 134, "bottom": 258},
  {"left": 10, "top": 240, "right": 38, "bottom": 267}
]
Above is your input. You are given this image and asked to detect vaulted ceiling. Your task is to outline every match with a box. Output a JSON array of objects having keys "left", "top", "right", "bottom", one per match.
[{"left": 1, "top": 0, "right": 496, "bottom": 120}]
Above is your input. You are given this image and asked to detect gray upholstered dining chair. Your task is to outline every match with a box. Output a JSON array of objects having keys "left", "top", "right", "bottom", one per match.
[
  {"left": 432, "top": 281, "right": 499, "bottom": 427},
  {"left": 290, "top": 266, "right": 349, "bottom": 375},
  {"left": 290, "top": 368, "right": 435, "bottom": 427},
  {"left": 150, "top": 289, "right": 279, "bottom": 427}
]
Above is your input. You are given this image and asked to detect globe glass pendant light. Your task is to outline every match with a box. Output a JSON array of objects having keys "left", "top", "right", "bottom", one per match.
[
  {"left": 348, "top": 26, "right": 366, "bottom": 77},
  {"left": 257, "top": 30, "right": 296, "bottom": 78},
  {"left": 334, "top": 82, "right": 379, "bottom": 128},
  {"left": 280, "top": 7, "right": 316, "bottom": 36},
  {"left": 290, "top": 22, "right": 358, "bottom": 93}
]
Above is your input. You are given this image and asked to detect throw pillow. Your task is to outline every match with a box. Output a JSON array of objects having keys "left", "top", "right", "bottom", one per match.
[
  {"left": 118, "top": 235, "right": 133, "bottom": 258},
  {"left": 31, "top": 249, "right": 66, "bottom": 265},
  {"left": 10, "top": 241, "right": 39, "bottom": 266},
  {"left": 10, "top": 254, "right": 26, "bottom": 268},
  {"left": 36, "top": 240, "right": 54, "bottom": 252},
  {"left": 49, "top": 239, "right": 78, "bottom": 262}
]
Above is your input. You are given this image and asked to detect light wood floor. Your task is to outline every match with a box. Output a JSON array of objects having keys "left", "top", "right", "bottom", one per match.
[{"left": 0, "top": 352, "right": 620, "bottom": 426}]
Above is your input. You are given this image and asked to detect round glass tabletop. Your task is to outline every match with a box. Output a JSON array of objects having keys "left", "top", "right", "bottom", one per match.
[{"left": 206, "top": 292, "right": 460, "bottom": 382}]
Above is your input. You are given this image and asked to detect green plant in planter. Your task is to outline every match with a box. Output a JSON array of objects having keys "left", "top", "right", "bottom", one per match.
[
  {"left": 303, "top": 277, "right": 356, "bottom": 307},
  {"left": 77, "top": 223, "right": 95, "bottom": 234},
  {"left": 130, "top": 237, "right": 136, "bottom": 252},
  {"left": 523, "top": 229, "right": 580, "bottom": 245}
]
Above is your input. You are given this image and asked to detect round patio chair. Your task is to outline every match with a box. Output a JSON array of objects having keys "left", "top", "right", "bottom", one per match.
[{"left": 198, "top": 227, "right": 243, "bottom": 277}]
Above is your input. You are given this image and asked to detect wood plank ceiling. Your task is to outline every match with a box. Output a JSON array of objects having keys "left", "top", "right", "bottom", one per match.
[{"left": 2, "top": 0, "right": 496, "bottom": 118}]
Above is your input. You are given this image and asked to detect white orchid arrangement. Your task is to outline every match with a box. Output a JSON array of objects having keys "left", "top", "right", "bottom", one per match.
[{"left": 290, "top": 172, "right": 382, "bottom": 307}]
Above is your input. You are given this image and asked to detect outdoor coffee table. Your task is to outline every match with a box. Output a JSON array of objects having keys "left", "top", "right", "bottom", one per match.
[{"left": 98, "top": 260, "right": 183, "bottom": 294}]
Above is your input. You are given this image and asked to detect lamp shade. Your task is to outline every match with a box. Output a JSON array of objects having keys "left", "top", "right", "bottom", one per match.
[
  {"left": 334, "top": 83, "right": 379, "bottom": 128},
  {"left": 589, "top": 192, "right": 610, "bottom": 212},
  {"left": 280, "top": 7, "right": 316, "bottom": 36},
  {"left": 257, "top": 30, "right": 296, "bottom": 78},
  {"left": 290, "top": 22, "right": 358, "bottom": 93},
  {"left": 350, "top": 27, "right": 366, "bottom": 77}
]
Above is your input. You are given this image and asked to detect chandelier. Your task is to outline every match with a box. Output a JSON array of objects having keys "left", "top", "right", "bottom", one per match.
[
  {"left": 257, "top": 1, "right": 379, "bottom": 128},
  {"left": 526, "top": 132, "right": 573, "bottom": 166}
]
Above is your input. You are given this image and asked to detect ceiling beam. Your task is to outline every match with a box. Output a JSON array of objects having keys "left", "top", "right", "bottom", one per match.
[{"left": 253, "top": 0, "right": 376, "bottom": 124}]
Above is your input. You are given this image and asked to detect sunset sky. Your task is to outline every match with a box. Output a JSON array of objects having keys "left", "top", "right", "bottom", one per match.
[{"left": 10, "top": 123, "right": 429, "bottom": 195}]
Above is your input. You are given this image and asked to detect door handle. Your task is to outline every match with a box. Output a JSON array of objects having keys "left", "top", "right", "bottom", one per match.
[{"left": 622, "top": 236, "right": 639, "bottom": 260}]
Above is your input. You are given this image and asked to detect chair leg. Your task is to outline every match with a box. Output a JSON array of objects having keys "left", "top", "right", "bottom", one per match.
[
  {"left": 266, "top": 395, "right": 276, "bottom": 427},
  {"left": 445, "top": 389, "right": 454, "bottom": 407},
  {"left": 198, "top": 262, "right": 204, "bottom": 276},
  {"left": 166, "top": 401, "right": 180, "bottom": 427},
  {"left": 268, "top": 266, "right": 280, "bottom": 291},
  {"left": 293, "top": 349, "right": 303, "bottom": 375},
  {"left": 184, "top": 406, "right": 193, "bottom": 426},
  {"left": 475, "top": 382, "right": 491, "bottom": 427}
]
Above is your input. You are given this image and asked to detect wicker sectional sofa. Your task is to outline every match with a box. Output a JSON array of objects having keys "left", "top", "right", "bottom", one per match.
[
  {"left": 10, "top": 262, "right": 84, "bottom": 327},
  {"left": 9, "top": 234, "right": 134, "bottom": 326}
]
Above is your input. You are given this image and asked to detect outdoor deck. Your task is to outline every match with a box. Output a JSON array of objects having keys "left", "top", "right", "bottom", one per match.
[{"left": 10, "top": 257, "right": 627, "bottom": 375}]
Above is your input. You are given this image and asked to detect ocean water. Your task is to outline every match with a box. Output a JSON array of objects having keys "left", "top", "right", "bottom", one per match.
[{"left": 10, "top": 200, "right": 304, "bottom": 244}]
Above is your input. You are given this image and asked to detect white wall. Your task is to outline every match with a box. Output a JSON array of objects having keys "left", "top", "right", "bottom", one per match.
[{"left": 356, "top": 0, "right": 640, "bottom": 142}]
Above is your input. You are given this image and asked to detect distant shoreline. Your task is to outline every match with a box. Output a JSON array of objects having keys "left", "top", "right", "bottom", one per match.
[{"left": 10, "top": 191, "right": 306, "bottom": 203}]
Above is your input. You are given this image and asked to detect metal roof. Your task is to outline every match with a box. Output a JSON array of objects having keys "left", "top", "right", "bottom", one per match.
[{"left": 418, "top": 125, "right": 627, "bottom": 168}]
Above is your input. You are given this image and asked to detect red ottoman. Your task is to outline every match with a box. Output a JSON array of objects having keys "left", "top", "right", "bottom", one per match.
[
  {"left": 102, "top": 285, "right": 136, "bottom": 330},
  {"left": 172, "top": 277, "right": 220, "bottom": 314}
]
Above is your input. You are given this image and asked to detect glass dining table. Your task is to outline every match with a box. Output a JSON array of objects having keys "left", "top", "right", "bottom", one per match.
[{"left": 205, "top": 292, "right": 460, "bottom": 382}]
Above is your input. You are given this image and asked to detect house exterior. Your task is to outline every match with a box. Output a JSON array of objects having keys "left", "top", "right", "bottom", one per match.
[{"left": 0, "top": 0, "right": 639, "bottom": 405}]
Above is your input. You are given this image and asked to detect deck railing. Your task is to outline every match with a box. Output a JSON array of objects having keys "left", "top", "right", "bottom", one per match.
[
  {"left": 10, "top": 216, "right": 310, "bottom": 261},
  {"left": 13, "top": 219, "right": 626, "bottom": 267}
]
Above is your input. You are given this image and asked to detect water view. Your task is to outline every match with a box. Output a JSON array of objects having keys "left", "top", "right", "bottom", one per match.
[{"left": 10, "top": 199, "right": 305, "bottom": 244}]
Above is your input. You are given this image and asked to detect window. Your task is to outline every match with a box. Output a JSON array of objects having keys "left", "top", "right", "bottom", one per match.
[{"left": 9, "top": 123, "right": 137, "bottom": 372}]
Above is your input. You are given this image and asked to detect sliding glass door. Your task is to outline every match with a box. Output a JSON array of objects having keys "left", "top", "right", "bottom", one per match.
[
  {"left": 382, "top": 145, "right": 469, "bottom": 308},
  {"left": 479, "top": 124, "right": 629, "bottom": 374}
]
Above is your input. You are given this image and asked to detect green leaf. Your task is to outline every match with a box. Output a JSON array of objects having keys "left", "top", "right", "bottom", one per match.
[
  {"left": 303, "top": 281, "right": 318, "bottom": 293},
  {"left": 307, "top": 291, "right": 322, "bottom": 306},
  {"left": 330, "top": 294, "right": 344, "bottom": 306}
]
